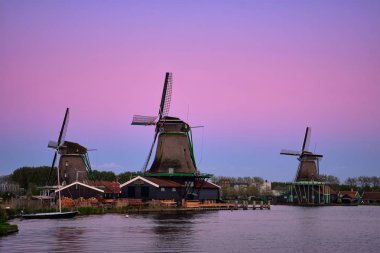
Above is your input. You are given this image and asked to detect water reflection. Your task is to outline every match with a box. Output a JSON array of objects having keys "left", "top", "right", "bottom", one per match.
[
  {"left": 53, "top": 226, "right": 85, "bottom": 253},
  {"left": 2, "top": 207, "right": 380, "bottom": 253},
  {"left": 148, "top": 212, "right": 199, "bottom": 252}
]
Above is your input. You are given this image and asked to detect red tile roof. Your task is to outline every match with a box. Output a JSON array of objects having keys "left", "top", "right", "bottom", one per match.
[
  {"left": 91, "top": 180, "right": 121, "bottom": 194},
  {"left": 144, "top": 177, "right": 182, "bottom": 187},
  {"left": 194, "top": 180, "right": 220, "bottom": 189}
]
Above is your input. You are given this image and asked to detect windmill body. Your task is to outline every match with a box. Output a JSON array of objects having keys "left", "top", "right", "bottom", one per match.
[
  {"left": 149, "top": 116, "right": 197, "bottom": 174},
  {"left": 58, "top": 141, "right": 91, "bottom": 185},
  {"left": 295, "top": 152, "right": 320, "bottom": 181}
]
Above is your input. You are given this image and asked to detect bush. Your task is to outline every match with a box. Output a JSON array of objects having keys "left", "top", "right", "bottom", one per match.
[{"left": 0, "top": 208, "right": 7, "bottom": 223}]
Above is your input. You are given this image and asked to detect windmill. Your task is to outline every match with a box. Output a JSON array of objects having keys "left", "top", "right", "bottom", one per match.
[
  {"left": 47, "top": 108, "right": 93, "bottom": 186},
  {"left": 280, "top": 127, "right": 323, "bottom": 182},
  {"left": 124, "top": 73, "right": 220, "bottom": 202},
  {"left": 132, "top": 72, "right": 198, "bottom": 175}
]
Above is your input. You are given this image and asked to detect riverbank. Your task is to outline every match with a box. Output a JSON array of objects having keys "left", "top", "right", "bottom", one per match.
[
  {"left": 0, "top": 222, "right": 18, "bottom": 236},
  {"left": 0, "top": 208, "right": 19, "bottom": 236}
]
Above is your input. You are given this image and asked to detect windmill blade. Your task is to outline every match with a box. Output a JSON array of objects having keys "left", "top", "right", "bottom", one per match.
[
  {"left": 280, "top": 149, "right": 301, "bottom": 156},
  {"left": 48, "top": 140, "right": 59, "bottom": 149},
  {"left": 301, "top": 127, "right": 311, "bottom": 152},
  {"left": 131, "top": 115, "right": 157, "bottom": 125},
  {"left": 142, "top": 130, "right": 159, "bottom": 172},
  {"left": 158, "top": 72, "right": 173, "bottom": 119},
  {"left": 47, "top": 150, "right": 58, "bottom": 185},
  {"left": 57, "top": 108, "right": 69, "bottom": 146},
  {"left": 303, "top": 153, "right": 323, "bottom": 158}
]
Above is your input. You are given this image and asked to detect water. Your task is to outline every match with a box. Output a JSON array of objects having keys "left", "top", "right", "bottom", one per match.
[{"left": 1, "top": 206, "right": 380, "bottom": 253}]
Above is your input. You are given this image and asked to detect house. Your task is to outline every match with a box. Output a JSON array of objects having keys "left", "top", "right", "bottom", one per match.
[
  {"left": 120, "top": 176, "right": 220, "bottom": 202},
  {"left": 361, "top": 192, "right": 380, "bottom": 204},
  {"left": 91, "top": 181, "right": 121, "bottom": 199},
  {"left": 337, "top": 190, "right": 360, "bottom": 204},
  {"left": 55, "top": 181, "right": 104, "bottom": 199}
]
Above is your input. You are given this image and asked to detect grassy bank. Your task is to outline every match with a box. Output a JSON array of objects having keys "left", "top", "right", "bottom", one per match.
[
  {"left": 0, "top": 223, "right": 19, "bottom": 236},
  {"left": 0, "top": 208, "right": 18, "bottom": 236}
]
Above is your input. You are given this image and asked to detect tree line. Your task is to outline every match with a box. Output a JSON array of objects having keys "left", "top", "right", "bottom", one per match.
[
  {"left": 4, "top": 166, "right": 380, "bottom": 197},
  {"left": 5, "top": 166, "right": 142, "bottom": 194}
]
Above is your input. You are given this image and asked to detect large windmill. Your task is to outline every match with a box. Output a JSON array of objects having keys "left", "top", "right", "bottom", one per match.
[
  {"left": 128, "top": 73, "right": 218, "bottom": 201},
  {"left": 280, "top": 127, "right": 329, "bottom": 204},
  {"left": 132, "top": 72, "right": 198, "bottom": 175},
  {"left": 280, "top": 127, "right": 323, "bottom": 181},
  {"left": 47, "top": 108, "right": 93, "bottom": 186}
]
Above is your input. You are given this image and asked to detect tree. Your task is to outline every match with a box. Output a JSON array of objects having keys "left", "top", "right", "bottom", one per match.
[
  {"left": 320, "top": 174, "right": 340, "bottom": 185},
  {"left": 117, "top": 171, "right": 142, "bottom": 183},
  {"left": 91, "top": 170, "right": 116, "bottom": 181},
  {"left": 370, "top": 176, "right": 380, "bottom": 188},
  {"left": 11, "top": 166, "right": 53, "bottom": 189},
  {"left": 344, "top": 177, "right": 357, "bottom": 187}
]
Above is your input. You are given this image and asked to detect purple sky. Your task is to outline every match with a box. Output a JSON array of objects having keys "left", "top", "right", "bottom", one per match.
[{"left": 1, "top": 0, "right": 379, "bottom": 181}]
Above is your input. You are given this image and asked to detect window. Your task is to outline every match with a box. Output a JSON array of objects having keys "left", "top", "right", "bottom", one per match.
[
  {"left": 172, "top": 188, "right": 176, "bottom": 192},
  {"left": 141, "top": 186, "right": 149, "bottom": 198},
  {"left": 161, "top": 187, "right": 165, "bottom": 192}
]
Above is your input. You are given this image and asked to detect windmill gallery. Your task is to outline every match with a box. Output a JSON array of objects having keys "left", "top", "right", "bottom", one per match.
[{"left": 34, "top": 72, "right": 332, "bottom": 213}]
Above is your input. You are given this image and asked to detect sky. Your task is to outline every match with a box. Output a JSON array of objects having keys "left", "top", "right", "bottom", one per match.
[{"left": 0, "top": 0, "right": 379, "bottom": 182}]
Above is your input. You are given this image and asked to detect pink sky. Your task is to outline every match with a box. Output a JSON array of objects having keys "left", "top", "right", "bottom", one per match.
[{"left": 1, "top": 0, "right": 379, "bottom": 181}]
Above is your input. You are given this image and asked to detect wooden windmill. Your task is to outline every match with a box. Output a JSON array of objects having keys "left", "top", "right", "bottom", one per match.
[
  {"left": 47, "top": 108, "right": 93, "bottom": 186},
  {"left": 131, "top": 73, "right": 198, "bottom": 175},
  {"left": 130, "top": 73, "right": 216, "bottom": 201},
  {"left": 280, "top": 127, "right": 323, "bottom": 182}
]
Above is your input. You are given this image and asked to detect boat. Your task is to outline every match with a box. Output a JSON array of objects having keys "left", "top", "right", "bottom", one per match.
[{"left": 22, "top": 211, "right": 78, "bottom": 219}]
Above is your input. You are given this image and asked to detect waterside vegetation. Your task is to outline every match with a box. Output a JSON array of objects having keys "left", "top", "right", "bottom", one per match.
[{"left": 0, "top": 208, "right": 18, "bottom": 236}]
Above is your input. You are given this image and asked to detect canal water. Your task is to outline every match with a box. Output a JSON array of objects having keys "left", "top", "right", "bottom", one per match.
[{"left": 1, "top": 206, "right": 380, "bottom": 253}]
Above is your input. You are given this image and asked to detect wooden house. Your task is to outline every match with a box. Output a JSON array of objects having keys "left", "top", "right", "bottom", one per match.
[
  {"left": 120, "top": 176, "right": 220, "bottom": 203},
  {"left": 337, "top": 190, "right": 361, "bottom": 204},
  {"left": 361, "top": 192, "right": 380, "bottom": 204}
]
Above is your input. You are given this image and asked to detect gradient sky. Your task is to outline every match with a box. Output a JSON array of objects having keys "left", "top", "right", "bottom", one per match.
[{"left": 1, "top": 0, "right": 379, "bottom": 181}]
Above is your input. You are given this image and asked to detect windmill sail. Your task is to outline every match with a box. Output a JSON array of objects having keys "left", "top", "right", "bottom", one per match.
[
  {"left": 131, "top": 72, "right": 174, "bottom": 172},
  {"left": 47, "top": 108, "right": 69, "bottom": 185},
  {"left": 159, "top": 72, "right": 172, "bottom": 118},
  {"left": 301, "top": 127, "right": 311, "bottom": 152},
  {"left": 58, "top": 108, "right": 69, "bottom": 146},
  {"left": 142, "top": 130, "right": 159, "bottom": 172},
  {"left": 131, "top": 115, "right": 157, "bottom": 125},
  {"left": 280, "top": 149, "right": 301, "bottom": 156}
]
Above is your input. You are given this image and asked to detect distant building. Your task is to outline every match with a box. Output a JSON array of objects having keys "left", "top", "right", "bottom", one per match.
[
  {"left": 0, "top": 182, "right": 21, "bottom": 194},
  {"left": 361, "top": 192, "right": 380, "bottom": 204},
  {"left": 337, "top": 190, "right": 361, "bottom": 204},
  {"left": 231, "top": 182, "right": 249, "bottom": 191},
  {"left": 91, "top": 181, "right": 121, "bottom": 199},
  {"left": 120, "top": 176, "right": 220, "bottom": 202}
]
